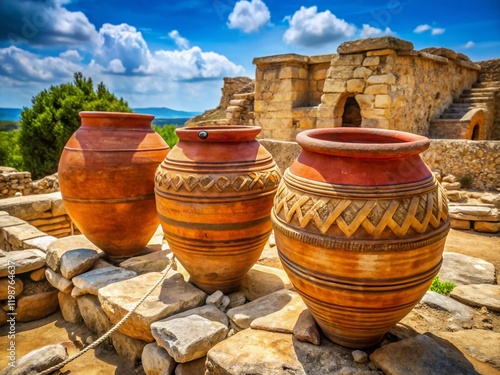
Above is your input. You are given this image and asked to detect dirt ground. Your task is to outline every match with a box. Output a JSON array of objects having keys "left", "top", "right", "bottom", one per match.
[{"left": 0, "top": 228, "right": 498, "bottom": 374}]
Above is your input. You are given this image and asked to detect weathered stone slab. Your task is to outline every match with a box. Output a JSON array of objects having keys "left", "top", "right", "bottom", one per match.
[
  {"left": 449, "top": 205, "right": 499, "bottom": 222},
  {"left": 142, "top": 342, "right": 176, "bottom": 375},
  {"left": 370, "top": 334, "right": 479, "bottom": 375},
  {"left": 30, "top": 267, "right": 46, "bottom": 281},
  {"left": 23, "top": 235, "right": 57, "bottom": 252},
  {"left": 206, "top": 329, "right": 354, "bottom": 374},
  {"left": 438, "top": 329, "right": 500, "bottom": 370},
  {"left": 0, "top": 215, "right": 25, "bottom": 228},
  {"left": 111, "top": 330, "right": 148, "bottom": 363},
  {"left": 241, "top": 264, "right": 292, "bottom": 301},
  {"left": 119, "top": 250, "right": 174, "bottom": 273},
  {"left": 45, "top": 268, "right": 73, "bottom": 294},
  {"left": 250, "top": 290, "right": 307, "bottom": 334},
  {"left": 450, "top": 284, "right": 500, "bottom": 312},
  {"left": 72, "top": 266, "right": 137, "bottom": 296},
  {"left": 450, "top": 218, "right": 471, "bottom": 230},
  {"left": 0, "top": 277, "right": 23, "bottom": 299},
  {"left": 77, "top": 294, "right": 113, "bottom": 340},
  {"left": 0, "top": 194, "right": 52, "bottom": 220},
  {"left": 337, "top": 36, "right": 413, "bottom": 54},
  {"left": 421, "top": 291, "right": 474, "bottom": 326},
  {"left": 46, "top": 235, "right": 101, "bottom": 272},
  {"left": 0, "top": 249, "right": 46, "bottom": 277},
  {"left": 175, "top": 356, "right": 207, "bottom": 375},
  {"left": 474, "top": 221, "right": 500, "bottom": 233},
  {"left": 2, "top": 223, "right": 46, "bottom": 248},
  {"left": 58, "top": 291, "right": 82, "bottom": 324},
  {"left": 293, "top": 309, "right": 321, "bottom": 346},
  {"left": 438, "top": 252, "right": 496, "bottom": 286},
  {"left": 0, "top": 344, "right": 68, "bottom": 375},
  {"left": 227, "top": 289, "right": 305, "bottom": 332},
  {"left": 151, "top": 313, "right": 228, "bottom": 363},
  {"left": 98, "top": 271, "right": 206, "bottom": 342},
  {"left": 60, "top": 249, "right": 100, "bottom": 279},
  {"left": 16, "top": 290, "right": 59, "bottom": 322}
]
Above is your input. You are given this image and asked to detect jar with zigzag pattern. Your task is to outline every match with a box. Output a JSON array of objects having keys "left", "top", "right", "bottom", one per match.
[
  {"left": 271, "top": 127, "right": 450, "bottom": 348},
  {"left": 155, "top": 126, "right": 281, "bottom": 293}
]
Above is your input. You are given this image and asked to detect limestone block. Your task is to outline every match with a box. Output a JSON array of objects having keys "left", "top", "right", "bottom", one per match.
[
  {"left": 361, "top": 108, "right": 386, "bottom": 118},
  {"left": 24, "top": 235, "right": 57, "bottom": 252},
  {"left": 355, "top": 94, "right": 375, "bottom": 109},
  {"left": 142, "top": 342, "right": 176, "bottom": 375},
  {"left": 263, "top": 68, "right": 278, "bottom": 81},
  {"left": 439, "top": 252, "right": 495, "bottom": 286},
  {"left": 421, "top": 291, "right": 474, "bottom": 326},
  {"left": 175, "top": 357, "right": 207, "bottom": 375},
  {"left": 375, "top": 94, "right": 392, "bottom": 108},
  {"left": 346, "top": 79, "right": 365, "bottom": 93},
  {"left": 364, "top": 84, "right": 388, "bottom": 95},
  {"left": 241, "top": 264, "right": 292, "bottom": 301},
  {"left": 474, "top": 221, "right": 500, "bottom": 233},
  {"left": 0, "top": 249, "right": 46, "bottom": 277},
  {"left": 363, "top": 56, "right": 380, "bottom": 66},
  {"left": 46, "top": 235, "right": 101, "bottom": 272},
  {"left": 60, "top": 249, "right": 100, "bottom": 279},
  {"left": 3, "top": 223, "right": 46, "bottom": 249},
  {"left": 326, "top": 66, "right": 354, "bottom": 80},
  {"left": 98, "top": 271, "right": 206, "bottom": 342},
  {"left": 337, "top": 37, "right": 413, "bottom": 54},
  {"left": 30, "top": 267, "right": 46, "bottom": 281},
  {"left": 16, "top": 290, "right": 59, "bottom": 322},
  {"left": 366, "top": 49, "right": 397, "bottom": 56},
  {"left": 293, "top": 309, "right": 321, "bottom": 346},
  {"left": 77, "top": 294, "right": 113, "bottom": 338},
  {"left": 353, "top": 66, "right": 372, "bottom": 79},
  {"left": 312, "top": 68, "right": 327, "bottom": 81},
  {"left": 278, "top": 66, "right": 302, "bottom": 79},
  {"left": 2, "top": 344, "right": 68, "bottom": 375},
  {"left": 58, "top": 291, "right": 82, "bottom": 323},
  {"left": 450, "top": 284, "right": 500, "bottom": 312},
  {"left": 45, "top": 267, "right": 73, "bottom": 294},
  {"left": 370, "top": 334, "right": 478, "bottom": 375},
  {"left": 323, "top": 80, "right": 346, "bottom": 93},
  {"left": 335, "top": 54, "right": 364, "bottom": 66},
  {"left": 273, "top": 91, "right": 301, "bottom": 101},
  {"left": 111, "top": 330, "right": 148, "bottom": 363},
  {"left": 119, "top": 250, "right": 174, "bottom": 274},
  {"left": 0, "top": 215, "right": 25, "bottom": 228},
  {"left": 442, "top": 182, "right": 461, "bottom": 190},
  {"left": 366, "top": 73, "right": 396, "bottom": 85},
  {"left": 450, "top": 218, "right": 471, "bottom": 230},
  {"left": 0, "top": 194, "right": 52, "bottom": 220},
  {"left": 449, "top": 205, "right": 499, "bottom": 222},
  {"left": 72, "top": 266, "right": 137, "bottom": 296},
  {"left": 0, "top": 277, "right": 23, "bottom": 299}
]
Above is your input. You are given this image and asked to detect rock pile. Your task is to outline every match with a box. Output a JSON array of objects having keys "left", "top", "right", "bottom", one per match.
[{"left": 0, "top": 167, "right": 59, "bottom": 199}]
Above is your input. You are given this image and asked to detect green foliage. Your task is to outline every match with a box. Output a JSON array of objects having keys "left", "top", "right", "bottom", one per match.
[
  {"left": 429, "top": 276, "right": 456, "bottom": 295},
  {"left": 153, "top": 125, "right": 179, "bottom": 148},
  {"left": 0, "top": 130, "right": 24, "bottom": 170},
  {"left": 19, "top": 72, "right": 131, "bottom": 179},
  {"left": 0, "top": 121, "right": 20, "bottom": 132},
  {"left": 459, "top": 174, "right": 474, "bottom": 189}
]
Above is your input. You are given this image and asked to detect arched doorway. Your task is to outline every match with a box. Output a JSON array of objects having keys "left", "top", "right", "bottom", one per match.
[
  {"left": 471, "top": 124, "right": 480, "bottom": 140},
  {"left": 342, "top": 97, "right": 362, "bottom": 127}
]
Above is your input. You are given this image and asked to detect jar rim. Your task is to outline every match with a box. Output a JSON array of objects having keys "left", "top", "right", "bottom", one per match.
[{"left": 296, "top": 128, "right": 430, "bottom": 158}]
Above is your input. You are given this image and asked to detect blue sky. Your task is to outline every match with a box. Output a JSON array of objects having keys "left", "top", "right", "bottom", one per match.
[{"left": 1, "top": 0, "right": 499, "bottom": 112}]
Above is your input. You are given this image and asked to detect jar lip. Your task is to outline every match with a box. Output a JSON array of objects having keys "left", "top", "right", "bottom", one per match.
[
  {"left": 176, "top": 125, "right": 261, "bottom": 142},
  {"left": 296, "top": 128, "right": 430, "bottom": 158},
  {"left": 79, "top": 111, "right": 155, "bottom": 121}
]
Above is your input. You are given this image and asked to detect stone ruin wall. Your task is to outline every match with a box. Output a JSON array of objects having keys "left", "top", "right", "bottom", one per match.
[
  {"left": 253, "top": 37, "right": 480, "bottom": 141},
  {"left": 0, "top": 168, "right": 59, "bottom": 199}
]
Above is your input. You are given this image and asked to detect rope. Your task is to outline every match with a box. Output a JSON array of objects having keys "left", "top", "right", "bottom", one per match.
[{"left": 37, "top": 256, "right": 176, "bottom": 375}]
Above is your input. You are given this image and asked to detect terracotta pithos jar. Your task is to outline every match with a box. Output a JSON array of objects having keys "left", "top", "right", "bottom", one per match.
[
  {"left": 271, "top": 128, "right": 450, "bottom": 348},
  {"left": 58, "top": 111, "right": 169, "bottom": 258},
  {"left": 154, "top": 126, "right": 281, "bottom": 293}
]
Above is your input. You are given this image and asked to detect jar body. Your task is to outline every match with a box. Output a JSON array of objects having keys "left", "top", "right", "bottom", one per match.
[
  {"left": 155, "top": 126, "right": 281, "bottom": 293},
  {"left": 271, "top": 128, "right": 450, "bottom": 348},
  {"left": 58, "top": 111, "right": 169, "bottom": 258}
]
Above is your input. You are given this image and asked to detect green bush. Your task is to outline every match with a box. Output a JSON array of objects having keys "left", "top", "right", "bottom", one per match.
[
  {"left": 19, "top": 72, "right": 131, "bottom": 179},
  {"left": 153, "top": 125, "right": 179, "bottom": 148},
  {"left": 459, "top": 174, "right": 474, "bottom": 189},
  {"left": 0, "top": 130, "right": 24, "bottom": 171},
  {"left": 429, "top": 276, "right": 456, "bottom": 295}
]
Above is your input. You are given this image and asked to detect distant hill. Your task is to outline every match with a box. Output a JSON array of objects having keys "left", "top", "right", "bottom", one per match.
[
  {"left": 0, "top": 107, "right": 200, "bottom": 125},
  {"left": 0, "top": 108, "right": 22, "bottom": 122}
]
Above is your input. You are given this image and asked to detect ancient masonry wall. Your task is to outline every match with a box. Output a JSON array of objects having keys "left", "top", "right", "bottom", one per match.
[
  {"left": 0, "top": 192, "right": 80, "bottom": 246},
  {"left": 0, "top": 169, "right": 59, "bottom": 199},
  {"left": 253, "top": 37, "right": 480, "bottom": 142}
]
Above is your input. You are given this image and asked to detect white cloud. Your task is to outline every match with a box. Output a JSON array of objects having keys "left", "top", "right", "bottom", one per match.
[
  {"left": 464, "top": 41, "right": 475, "bottom": 49},
  {"left": 283, "top": 6, "right": 356, "bottom": 47},
  {"left": 360, "top": 24, "right": 394, "bottom": 39},
  {"left": 431, "top": 28, "right": 445, "bottom": 35},
  {"left": 107, "top": 59, "right": 126, "bottom": 74},
  {"left": 227, "top": 0, "right": 271, "bottom": 33},
  {"left": 414, "top": 24, "right": 431, "bottom": 33},
  {"left": 59, "top": 50, "right": 83, "bottom": 61},
  {"left": 168, "top": 30, "right": 190, "bottom": 50}
]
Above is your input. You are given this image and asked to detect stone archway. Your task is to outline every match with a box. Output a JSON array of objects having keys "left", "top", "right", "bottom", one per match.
[
  {"left": 341, "top": 97, "right": 362, "bottom": 127},
  {"left": 471, "top": 124, "right": 480, "bottom": 140}
]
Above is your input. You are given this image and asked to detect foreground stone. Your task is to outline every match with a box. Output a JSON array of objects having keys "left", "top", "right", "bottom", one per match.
[
  {"left": 98, "top": 271, "right": 206, "bottom": 342},
  {"left": 421, "top": 291, "right": 474, "bottom": 330},
  {"left": 16, "top": 290, "right": 59, "bottom": 322},
  {"left": 438, "top": 252, "right": 496, "bottom": 286},
  {"left": 240, "top": 264, "right": 292, "bottom": 301},
  {"left": 206, "top": 329, "right": 356, "bottom": 374},
  {"left": 71, "top": 266, "right": 137, "bottom": 296},
  {"left": 437, "top": 329, "right": 500, "bottom": 370},
  {"left": 119, "top": 250, "right": 174, "bottom": 273},
  {"left": 0, "top": 344, "right": 68, "bottom": 375},
  {"left": 293, "top": 309, "right": 321, "bottom": 345},
  {"left": 448, "top": 205, "right": 499, "bottom": 222},
  {"left": 46, "top": 235, "right": 100, "bottom": 272},
  {"left": 45, "top": 268, "right": 73, "bottom": 294},
  {"left": 111, "top": 330, "right": 148, "bottom": 363},
  {"left": 227, "top": 289, "right": 304, "bottom": 332},
  {"left": 370, "top": 334, "right": 479, "bottom": 374},
  {"left": 175, "top": 357, "right": 207, "bottom": 375},
  {"left": 0, "top": 249, "right": 46, "bottom": 277},
  {"left": 141, "top": 342, "right": 176, "bottom": 375},
  {"left": 0, "top": 277, "right": 23, "bottom": 299},
  {"left": 450, "top": 284, "right": 500, "bottom": 312},
  {"left": 58, "top": 291, "right": 82, "bottom": 324},
  {"left": 77, "top": 294, "right": 112, "bottom": 339},
  {"left": 59, "top": 249, "right": 100, "bottom": 279}
]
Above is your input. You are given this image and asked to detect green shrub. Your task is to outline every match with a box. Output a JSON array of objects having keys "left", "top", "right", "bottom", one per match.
[
  {"left": 429, "top": 276, "right": 456, "bottom": 295},
  {"left": 0, "top": 130, "right": 24, "bottom": 171},
  {"left": 459, "top": 174, "right": 474, "bottom": 189},
  {"left": 153, "top": 125, "right": 179, "bottom": 148}
]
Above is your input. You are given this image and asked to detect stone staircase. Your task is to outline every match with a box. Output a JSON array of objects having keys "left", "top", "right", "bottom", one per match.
[{"left": 428, "top": 81, "right": 500, "bottom": 139}]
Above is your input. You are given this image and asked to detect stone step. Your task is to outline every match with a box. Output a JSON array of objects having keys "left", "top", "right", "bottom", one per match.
[
  {"left": 460, "top": 91, "right": 496, "bottom": 98},
  {"left": 233, "top": 92, "right": 255, "bottom": 100},
  {"left": 455, "top": 97, "right": 494, "bottom": 104},
  {"left": 440, "top": 113, "right": 464, "bottom": 120},
  {"left": 445, "top": 107, "right": 472, "bottom": 113},
  {"left": 464, "top": 87, "right": 500, "bottom": 94},
  {"left": 473, "top": 82, "right": 500, "bottom": 89},
  {"left": 226, "top": 105, "right": 243, "bottom": 113},
  {"left": 229, "top": 99, "right": 248, "bottom": 107}
]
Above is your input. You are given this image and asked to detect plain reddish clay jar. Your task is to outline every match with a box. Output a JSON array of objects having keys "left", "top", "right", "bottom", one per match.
[
  {"left": 155, "top": 126, "right": 281, "bottom": 293},
  {"left": 271, "top": 128, "right": 450, "bottom": 348},
  {"left": 58, "top": 111, "right": 169, "bottom": 258}
]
